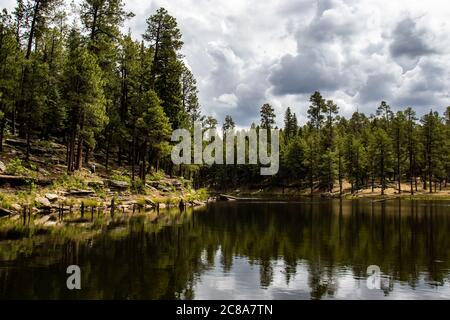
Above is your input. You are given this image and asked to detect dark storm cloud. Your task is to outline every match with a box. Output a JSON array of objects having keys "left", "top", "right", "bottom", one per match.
[
  {"left": 389, "top": 17, "right": 436, "bottom": 59},
  {"left": 357, "top": 73, "right": 397, "bottom": 103},
  {"left": 269, "top": 51, "right": 343, "bottom": 95}
]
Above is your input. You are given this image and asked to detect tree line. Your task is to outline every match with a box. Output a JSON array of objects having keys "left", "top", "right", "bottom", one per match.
[{"left": 205, "top": 94, "right": 450, "bottom": 195}]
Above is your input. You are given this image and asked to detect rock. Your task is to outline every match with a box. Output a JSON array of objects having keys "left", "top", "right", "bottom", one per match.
[
  {"left": 11, "top": 204, "right": 22, "bottom": 212},
  {"left": 191, "top": 200, "right": 205, "bottom": 207},
  {"left": 146, "top": 181, "right": 160, "bottom": 188},
  {"left": 158, "top": 203, "right": 167, "bottom": 209},
  {"left": 43, "top": 220, "right": 58, "bottom": 227},
  {"left": 145, "top": 198, "right": 156, "bottom": 207},
  {"left": 45, "top": 193, "right": 59, "bottom": 202},
  {"left": 38, "top": 167, "right": 50, "bottom": 176},
  {"left": 172, "top": 181, "right": 182, "bottom": 187},
  {"left": 36, "top": 215, "right": 51, "bottom": 225},
  {"left": 35, "top": 196, "right": 51, "bottom": 209},
  {"left": 5, "top": 138, "right": 27, "bottom": 148},
  {"left": 67, "top": 189, "right": 95, "bottom": 197},
  {"left": 108, "top": 180, "right": 130, "bottom": 190},
  {"left": 0, "top": 161, "right": 6, "bottom": 173}
]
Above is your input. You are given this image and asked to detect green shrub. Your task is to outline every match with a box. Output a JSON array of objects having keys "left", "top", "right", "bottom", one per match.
[
  {"left": 110, "top": 171, "right": 131, "bottom": 183},
  {"left": 131, "top": 179, "right": 146, "bottom": 194},
  {"left": 53, "top": 173, "right": 87, "bottom": 190},
  {"left": 0, "top": 194, "right": 12, "bottom": 209},
  {"left": 147, "top": 170, "right": 165, "bottom": 181},
  {"left": 5, "top": 158, "right": 28, "bottom": 176}
]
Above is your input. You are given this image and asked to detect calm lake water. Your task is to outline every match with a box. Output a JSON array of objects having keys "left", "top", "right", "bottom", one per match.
[{"left": 0, "top": 199, "right": 449, "bottom": 300}]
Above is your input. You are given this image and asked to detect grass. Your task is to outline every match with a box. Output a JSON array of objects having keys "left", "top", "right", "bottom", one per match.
[
  {"left": 0, "top": 193, "right": 13, "bottom": 209},
  {"left": 147, "top": 170, "right": 165, "bottom": 181},
  {"left": 52, "top": 172, "right": 89, "bottom": 190},
  {"left": 110, "top": 171, "right": 131, "bottom": 183},
  {"left": 4, "top": 158, "right": 38, "bottom": 179}
]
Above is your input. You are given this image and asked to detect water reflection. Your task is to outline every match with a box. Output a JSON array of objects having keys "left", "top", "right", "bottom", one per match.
[{"left": 0, "top": 199, "right": 449, "bottom": 299}]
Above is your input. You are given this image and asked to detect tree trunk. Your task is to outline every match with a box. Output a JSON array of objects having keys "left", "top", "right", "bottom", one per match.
[
  {"left": 150, "top": 22, "right": 161, "bottom": 88},
  {"left": 84, "top": 145, "right": 90, "bottom": 165},
  {"left": 105, "top": 131, "right": 111, "bottom": 170},
  {"left": 118, "top": 144, "right": 122, "bottom": 166},
  {"left": 381, "top": 148, "right": 385, "bottom": 196},
  {"left": 0, "top": 117, "right": 5, "bottom": 152},
  {"left": 75, "top": 113, "right": 85, "bottom": 171},
  {"left": 140, "top": 141, "right": 147, "bottom": 183},
  {"left": 76, "top": 135, "right": 83, "bottom": 171},
  {"left": 397, "top": 133, "right": 401, "bottom": 194},
  {"left": 25, "top": 0, "right": 40, "bottom": 60},
  {"left": 25, "top": 108, "right": 31, "bottom": 161},
  {"left": 131, "top": 126, "right": 136, "bottom": 181}
]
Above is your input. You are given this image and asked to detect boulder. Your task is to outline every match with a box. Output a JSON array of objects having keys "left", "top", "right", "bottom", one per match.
[
  {"left": 11, "top": 203, "right": 22, "bottom": 212},
  {"left": 108, "top": 180, "right": 130, "bottom": 190},
  {"left": 45, "top": 193, "right": 59, "bottom": 202},
  {"left": 38, "top": 168, "right": 50, "bottom": 176},
  {"left": 67, "top": 189, "right": 95, "bottom": 197},
  {"left": 35, "top": 196, "right": 51, "bottom": 209},
  {"left": 0, "top": 161, "right": 6, "bottom": 173},
  {"left": 146, "top": 181, "right": 160, "bottom": 188},
  {"left": 172, "top": 181, "right": 182, "bottom": 187},
  {"left": 158, "top": 203, "right": 167, "bottom": 209},
  {"left": 160, "top": 187, "right": 171, "bottom": 193},
  {"left": 36, "top": 215, "right": 51, "bottom": 225}
]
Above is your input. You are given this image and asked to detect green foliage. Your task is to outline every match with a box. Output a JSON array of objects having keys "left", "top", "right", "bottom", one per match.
[
  {"left": 145, "top": 7, "right": 185, "bottom": 129},
  {"left": 260, "top": 103, "right": 276, "bottom": 129},
  {"left": 53, "top": 173, "right": 88, "bottom": 190},
  {"left": 0, "top": 193, "right": 12, "bottom": 209},
  {"left": 5, "top": 158, "right": 28, "bottom": 176},
  {"left": 110, "top": 171, "right": 131, "bottom": 183},
  {"left": 148, "top": 170, "right": 165, "bottom": 181},
  {"left": 131, "top": 179, "right": 146, "bottom": 194}
]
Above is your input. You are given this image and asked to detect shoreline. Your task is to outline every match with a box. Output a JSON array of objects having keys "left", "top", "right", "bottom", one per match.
[{"left": 214, "top": 187, "right": 450, "bottom": 201}]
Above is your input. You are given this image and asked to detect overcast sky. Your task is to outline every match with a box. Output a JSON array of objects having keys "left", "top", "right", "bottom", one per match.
[{"left": 3, "top": 0, "right": 450, "bottom": 127}]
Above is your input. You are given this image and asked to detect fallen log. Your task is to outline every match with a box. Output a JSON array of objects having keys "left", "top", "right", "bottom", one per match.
[
  {"left": 0, "top": 207, "right": 13, "bottom": 218},
  {"left": 219, "top": 194, "right": 238, "bottom": 201},
  {"left": 66, "top": 189, "right": 95, "bottom": 197},
  {"left": 0, "top": 175, "right": 54, "bottom": 186}
]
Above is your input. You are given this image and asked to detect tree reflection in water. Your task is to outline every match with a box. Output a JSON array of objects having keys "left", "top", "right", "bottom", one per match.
[{"left": 0, "top": 199, "right": 449, "bottom": 299}]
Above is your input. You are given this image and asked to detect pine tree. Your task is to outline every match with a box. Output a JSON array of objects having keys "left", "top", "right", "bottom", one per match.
[
  {"left": 391, "top": 111, "right": 406, "bottom": 193},
  {"left": 0, "top": 9, "right": 20, "bottom": 152},
  {"left": 63, "top": 29, "right": 106, "bottom": 172},
  {"left": 144, "top": 7, "right": 185, "bottom": 128},
  {"left": 421, "top": 111, "right": 444, "bottom": 193},
  {"left": 308, "top": 91, "right": 325, "bottom": 131},
  {"left": 260, "top": 103, "right": 275, "bottom": 129},
  {"left": 283, "top": 107, "right": 298, "bottom": 141},
  {"left": 181, "top": 65, "right": 201, "bottom": 126},
  {"left": 136, "top": 90, "right": 171, "bottom": 182}
]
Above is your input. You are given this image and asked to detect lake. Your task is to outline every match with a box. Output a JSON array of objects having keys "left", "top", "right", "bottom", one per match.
[{"left": 0, "top": 199, "right": 449, "bottom": 300}]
